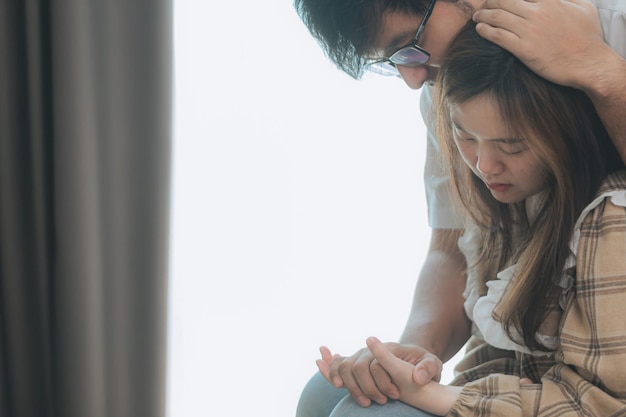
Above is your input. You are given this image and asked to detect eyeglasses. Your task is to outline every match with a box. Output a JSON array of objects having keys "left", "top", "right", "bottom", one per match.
[{"left": 366, "top": 0, "right": 436, "bottom": 76}]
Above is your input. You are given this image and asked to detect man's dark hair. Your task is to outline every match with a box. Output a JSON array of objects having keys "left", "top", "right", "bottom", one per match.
[{"left": 294, "top": 0, "right": 434, "bottom": 79}]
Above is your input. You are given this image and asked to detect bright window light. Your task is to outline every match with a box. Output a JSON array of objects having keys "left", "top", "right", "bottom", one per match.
[{"left": 167, "top": 2, "right": 460, "bottom": 416}]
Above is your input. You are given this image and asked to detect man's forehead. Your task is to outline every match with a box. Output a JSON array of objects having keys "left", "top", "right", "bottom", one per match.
[{"left": 369, "top": 11, "right": 422, "bottom": 57}]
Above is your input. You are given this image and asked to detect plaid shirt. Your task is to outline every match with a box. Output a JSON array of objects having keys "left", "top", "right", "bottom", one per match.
[{"left": 448, "top": 171, "right": 626, "bottom": 416}]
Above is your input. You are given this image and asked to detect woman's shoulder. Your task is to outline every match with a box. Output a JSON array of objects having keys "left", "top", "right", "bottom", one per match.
[
  {"left": 596, "top": 170, "right": 626, "bottom": 190},
  {"left": 570, "top": 171, "right": 626, "bottom": 267},
  {"left": 573, "top": 171, "right": 626, "bottom": 282},
  {"left": 585, "top": 170, "right": 626, "bottom": 222},
  {"left": 595, "top": 170, "right": 626, "bottom": 196},
  {"left": 578, "top": 170, "right": 626, "bottom": 225}
]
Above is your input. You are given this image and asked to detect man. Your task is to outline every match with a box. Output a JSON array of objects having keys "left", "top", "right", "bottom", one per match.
[{"left": 294, "top": 1, "right": 626, "bottom": 416}]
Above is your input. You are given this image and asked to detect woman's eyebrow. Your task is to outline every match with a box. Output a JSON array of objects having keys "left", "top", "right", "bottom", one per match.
[{"left": 452, "top": 120, "right": 522, "bottom": 142}]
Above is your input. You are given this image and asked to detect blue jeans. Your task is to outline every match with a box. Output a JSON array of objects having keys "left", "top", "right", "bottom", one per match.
[{"left": 296, "top": 373, "right": 436, "bottom": 417}]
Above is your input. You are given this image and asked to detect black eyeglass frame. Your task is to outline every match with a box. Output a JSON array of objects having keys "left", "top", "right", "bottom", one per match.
[{"left": 366, "top": 0, "right": 437, "bottom": 76}]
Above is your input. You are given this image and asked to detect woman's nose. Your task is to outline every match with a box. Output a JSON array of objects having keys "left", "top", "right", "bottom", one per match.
[{"left": 476, "top": 146, "right": 503, "bottom": 176}]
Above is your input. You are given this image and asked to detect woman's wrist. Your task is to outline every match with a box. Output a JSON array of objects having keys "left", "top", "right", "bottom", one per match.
[{"left": 412, "top": 381, "right": 463, "bottom": 416}]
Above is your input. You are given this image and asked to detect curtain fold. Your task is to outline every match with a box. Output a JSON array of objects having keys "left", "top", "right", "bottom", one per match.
[{"left": 0, "top": 1, "right": 172, "bottom": 416}]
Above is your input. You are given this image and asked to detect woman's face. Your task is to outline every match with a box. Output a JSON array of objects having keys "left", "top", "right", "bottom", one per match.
[{"left": 450, "top": 94, "right": 547, "bottom": 204}]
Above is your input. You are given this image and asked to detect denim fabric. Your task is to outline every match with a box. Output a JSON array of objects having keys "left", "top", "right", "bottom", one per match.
[{"left": 296, "top": 373, "right": 436, "bottom": 417}]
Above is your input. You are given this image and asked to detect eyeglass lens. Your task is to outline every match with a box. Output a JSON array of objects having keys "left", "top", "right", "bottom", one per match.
[
  {"left": 389, "top": 47, "right": 430, "bottom": 66},
  {"left": 368, "top": 61, "right": 399, "bottom": 76},
  {"left": 367, "top": 47, "right": 430, "bottom": 76}
]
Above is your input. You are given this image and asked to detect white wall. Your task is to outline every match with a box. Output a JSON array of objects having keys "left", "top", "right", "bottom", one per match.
[{"left": 167, "top": 2, "right": 458, "bottom": 416}]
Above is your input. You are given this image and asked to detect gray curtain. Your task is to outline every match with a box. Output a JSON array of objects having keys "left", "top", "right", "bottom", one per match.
[{"left": 0, "top": 1, "right": 172, "bottom": 416}]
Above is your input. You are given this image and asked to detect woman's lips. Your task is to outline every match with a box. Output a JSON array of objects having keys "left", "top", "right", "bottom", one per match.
[{"left": 486, "top": 183, "right": 511, "bottom": 192}]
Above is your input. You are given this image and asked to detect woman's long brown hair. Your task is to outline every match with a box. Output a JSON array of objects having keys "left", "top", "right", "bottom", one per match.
[{"left": 435, "top": 22, "right": 624, "bottom": 351}]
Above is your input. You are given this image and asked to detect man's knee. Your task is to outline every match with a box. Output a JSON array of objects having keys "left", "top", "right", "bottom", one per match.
[
  {"left": 295, "top": 372, "right": 436, "bottom": 417},
  {"left": 331, "top": 396, "right": 436, "bottom": 417},
  {"left": 296, "top": 373, "right": 348, "bottom": 417}
]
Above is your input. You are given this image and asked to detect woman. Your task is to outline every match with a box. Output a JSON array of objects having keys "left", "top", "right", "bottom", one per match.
[{"left": 317, "top": 22, "right": 626, "bottom": 416}]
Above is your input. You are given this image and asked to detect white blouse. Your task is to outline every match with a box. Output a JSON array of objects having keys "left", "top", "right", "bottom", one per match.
[{"left": 461, "top": 189, "right": 626, "bottom": 355}]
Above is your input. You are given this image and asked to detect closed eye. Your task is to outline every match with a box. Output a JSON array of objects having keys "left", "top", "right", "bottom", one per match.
[{"left": 496, "top": 139, "right": 528, "bottom": 155}]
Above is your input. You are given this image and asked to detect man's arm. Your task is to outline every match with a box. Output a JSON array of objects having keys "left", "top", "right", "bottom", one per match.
[
  {"left": 399, "top": 229, "right": 471, "bottom": 369},
  {"left": 321, "top": 228, "right": 471, "bottom": 406},
  {"left": 473, "top": 0, "right": 626, "bottom": 163},
  {"left": 583, "top": 54, "right": 626, "bottom": 163}
]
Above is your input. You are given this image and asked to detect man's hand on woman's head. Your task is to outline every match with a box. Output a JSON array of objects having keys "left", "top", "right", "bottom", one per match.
[
  {"left": 315, "top": 341, "right": 443, "bottom": 407},
  {"left": 473, "top": 0, "right": 610, "bottom": 91}
]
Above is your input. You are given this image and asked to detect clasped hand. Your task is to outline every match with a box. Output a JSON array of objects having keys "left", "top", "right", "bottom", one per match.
[{"left": 316, "top": 339, "right": 443, "bottom": 407}]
